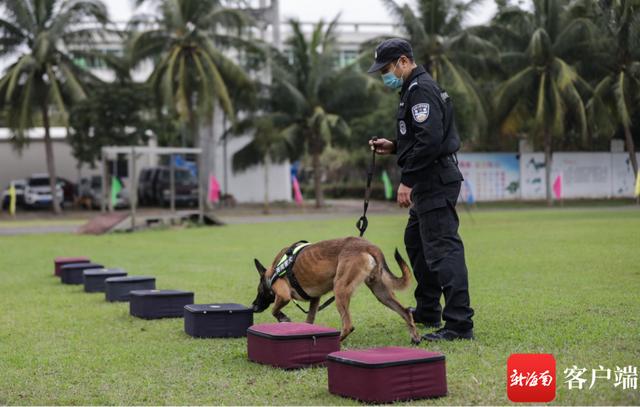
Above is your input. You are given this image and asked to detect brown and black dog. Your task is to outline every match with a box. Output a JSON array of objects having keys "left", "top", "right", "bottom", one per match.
[{"left": 252, "top": 236, "right": 421, "bottom": 344}]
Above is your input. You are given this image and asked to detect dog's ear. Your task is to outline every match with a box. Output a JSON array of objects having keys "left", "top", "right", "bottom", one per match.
[{"left": 254, "top": 259, "right": 267, "bottom": 276}]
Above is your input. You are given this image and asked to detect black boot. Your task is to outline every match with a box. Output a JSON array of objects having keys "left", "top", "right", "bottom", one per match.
[{"left": 422, "top": 328, "right": 474, "bottom": 341}]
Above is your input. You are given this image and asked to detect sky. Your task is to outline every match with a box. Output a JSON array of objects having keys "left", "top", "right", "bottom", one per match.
[
  {"left": 0, "top": 0, "right": 498, "bottom": 72},
  {"left": 105, "top": 0, "right": 498, "bottom": 26}
]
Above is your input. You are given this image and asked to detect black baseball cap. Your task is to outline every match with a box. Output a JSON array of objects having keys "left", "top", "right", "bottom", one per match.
[{"left": 367, "top": 38, "right": 414, "bottom": 73}]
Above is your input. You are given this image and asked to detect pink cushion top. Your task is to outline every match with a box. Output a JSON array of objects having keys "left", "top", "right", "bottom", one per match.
[
  {"left": 328, "top": 346, "right": 444, "bottom": 367},
  {"left": 55, "top": 257, "right": 90, "bottom": 265},
  {"left": 248, "top": 322, "right": 339, "bottom": 338}
]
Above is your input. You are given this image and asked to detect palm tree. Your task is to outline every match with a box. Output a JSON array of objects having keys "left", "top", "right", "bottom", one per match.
[
  {"left": 492, "top": 0, "right": 600, "bottom": 205},
  {"left": 269, "top": 18, "right": 352, "bottom": 208},
  {"left": 0, "top": 0, "right": 108, "bottom": 213},
  {"left": 588, "top": 0, "right": 640, "bottom": 177},
  {"left": 128, "top": 0, "right": 255, "bottom": 207},
  {"left": 129, "top": 0, "right": 254, "bottom": 136},
  {"left": 379, "top": 0, "right": 497, "bottom": 143}
]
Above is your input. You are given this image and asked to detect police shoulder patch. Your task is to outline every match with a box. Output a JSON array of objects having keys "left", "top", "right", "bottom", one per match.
[{"left": 411, "top": 103, "right": 430, "bottom": 123}]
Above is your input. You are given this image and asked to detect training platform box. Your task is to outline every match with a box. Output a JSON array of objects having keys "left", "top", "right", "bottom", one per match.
[
  {"left": 60, "top": 263, "right": 104, "bottom": 285},
  {"left": 105, "top": 276, "right": 156, "bottom": 302},
  {"left": 83, "top": 268, "right": 127, "bottom": 292},
  {"left": 129, "top": 290, "right": 194, "bottom": 319},
  {"left": 247, "top": 322, "right": 340, "bottom": 369},
  {"left": 327, "top": 347, "right": 447, "bottom": 403},
  {"left": 54, "top": 257, "right": 90, "bottom": 277},
  {"left": 184, "top": 303, "right": 253, "bottom": 338}
]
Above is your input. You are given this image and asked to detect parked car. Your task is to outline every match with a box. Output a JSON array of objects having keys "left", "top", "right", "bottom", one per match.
[
  {"left": 137, "top": 168, "right": 159, "bottom": 206},
  {"left": 78, "top": 175, "right": 130, "bottom": 210},
  {"left": 157, "top": 167, "right": 198, "bottom": 207},
  {"left": 23, "top": 174, "right": 64, "bottom": 209},
  {"left": 1, "top": 179, "right": 26, "bottom": 210},
  {"left": 137, "top": 166, "right": 198, "bottom": 207}
]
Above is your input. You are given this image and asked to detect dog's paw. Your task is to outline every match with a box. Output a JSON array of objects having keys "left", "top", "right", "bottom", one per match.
[
  {"left": 411, "top": 336, "right": 422, "bottom": 346},
  {"left": 339, "top": 326, "right": 355, "bottom": 342}
]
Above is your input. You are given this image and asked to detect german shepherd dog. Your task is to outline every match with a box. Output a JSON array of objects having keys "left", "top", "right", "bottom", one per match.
[{"left": 252, "top": 237, "right": 421, "bottom": 344}]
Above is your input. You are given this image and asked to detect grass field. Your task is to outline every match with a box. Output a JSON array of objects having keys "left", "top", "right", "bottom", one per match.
[{"left": 1, "top": 207, "right": 639, "bottom": 405}]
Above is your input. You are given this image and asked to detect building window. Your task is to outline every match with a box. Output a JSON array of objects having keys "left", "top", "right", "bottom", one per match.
[{"left": 339, "top": 50, "right": 358, "bottom": 67}]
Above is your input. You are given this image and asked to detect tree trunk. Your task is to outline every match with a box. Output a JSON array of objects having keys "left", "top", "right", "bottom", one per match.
[
  {"left": 544, "top": 132, "right": 553, "bottom": 207},
  {"left": 312, "top": 150, "right": 324, "bottom": 208},
  {"left": 190, "top": 113, "right": 204, "bottom": 213},
  {"left": 42, "top": 102, "right": 61, "bottom": 214},
  {"left": 188, "top": 96, "right": 207, "bottom": 220},
  {"left": 623, "top": 123, "right": 638, "bottom": 176},
  {"left": 222, "top": 113, "right": 229, "bottom": 204},
  {"left": 263, "top": 154, "right": 270, "bottom": 214}
]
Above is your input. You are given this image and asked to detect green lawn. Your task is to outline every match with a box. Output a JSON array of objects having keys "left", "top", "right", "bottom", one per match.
[{"left": 1, "top": 208, "right": 639, "bottom": 405}]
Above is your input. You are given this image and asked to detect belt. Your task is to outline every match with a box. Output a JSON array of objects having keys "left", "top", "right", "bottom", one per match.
[{"left": 433, "top": 153, "right": 458, "bottom": 167}]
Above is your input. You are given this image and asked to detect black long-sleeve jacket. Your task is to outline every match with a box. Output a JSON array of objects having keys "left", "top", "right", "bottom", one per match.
[{"left": 393, "top": 66, "right": 461, "bottom": 187}]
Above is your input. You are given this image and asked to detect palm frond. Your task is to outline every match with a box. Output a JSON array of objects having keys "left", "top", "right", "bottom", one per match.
[
  {"left": 232, "top": 138, "right": 262, "bottom": 172},
  {"left": 534, "top": 71, "right": 547, "bottom": 133},
  {"left": 548, "top": 75, "right": 566, "bottom": 137},
  {"left": 613, "top": 71, "right": 631, "bottom": 127},
  {"left": 197, "top": 49, "right": 235, "bottom": 120},
  {"left": 5, "top": 55, "right": 36, "bottom": 102},
  {"left": 203, "top": 7, "right": 251, "bottom": 32},
  {"left": 59, "top": 61, "right": 88, "bottom": 101},
  {"left": 46, "top": 64, "right": 67, "bottom": 121},
  {"left": 380, "top": 0, "right": 428, "bottom": 44},
  {"left": 494, "top": 66, "right": 536, "bottom": 123},
  {"left": 441, "top": 55, "right": 488, "bottom": 138},
  {"left": 2, "top": 0, "right": 37, "bottom": 34},
  {"left": 128, "top": 29, "right": 171, "bottom": 67},
  {"left": 552, "top": 17, "right": 607, "bottom": 62}
]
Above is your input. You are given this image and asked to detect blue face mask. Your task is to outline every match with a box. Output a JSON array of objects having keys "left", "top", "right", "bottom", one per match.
[{"left": 382, "top": 60, "right": 403, "bottom": 89}]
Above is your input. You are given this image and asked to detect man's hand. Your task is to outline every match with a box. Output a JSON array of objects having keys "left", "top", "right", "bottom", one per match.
[
  {"left": 369, "top": 138, "right": 395, "bottom": 155},
  {"left": 397, "top": 183, "right": 412, "bottom": 208}
]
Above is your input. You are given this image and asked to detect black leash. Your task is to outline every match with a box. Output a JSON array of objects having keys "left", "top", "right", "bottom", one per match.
[
  {"left": 291, "top": 139, "right": 377, "bottom": 315},
  {"left": 292, "top": 296, "right": 336, "bottom": 314},
  {"left": 356, "top": 137, "right": 377, "bottom": 237}
]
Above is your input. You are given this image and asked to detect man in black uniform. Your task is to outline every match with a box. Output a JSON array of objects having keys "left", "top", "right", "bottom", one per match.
[{"left": 367, "top": 38, "right": 474, "bottom": 341}]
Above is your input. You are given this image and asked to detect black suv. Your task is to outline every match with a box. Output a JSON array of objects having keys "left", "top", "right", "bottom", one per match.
[{"left": 138, "top": 167, "right": 198, "bottom": 207}]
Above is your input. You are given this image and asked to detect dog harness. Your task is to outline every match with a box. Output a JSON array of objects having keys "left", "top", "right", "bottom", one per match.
[
  {"left": 267, "top": 240, "right": 337, "bottom": 313},
  {"left": 268, "top": 240, "right": 313, "bottom": 300}
]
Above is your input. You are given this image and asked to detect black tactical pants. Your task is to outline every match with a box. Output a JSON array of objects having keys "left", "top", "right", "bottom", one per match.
[{"left": 404, "top": 161, "right": 474, "bottom": 332}]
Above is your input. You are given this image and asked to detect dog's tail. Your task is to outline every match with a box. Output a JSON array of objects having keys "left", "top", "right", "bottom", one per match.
[{"left": 378, "top": 248, "right": 412, "bottom": 291}]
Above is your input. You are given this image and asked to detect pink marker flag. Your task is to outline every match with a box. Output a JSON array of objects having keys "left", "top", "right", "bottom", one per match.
[
  {"left": 292, "top": 175, "right": 303, "bottom": 205},
  {"left": 553, "top": 174, "right": 563, "bottom": 199},
  {"left": 208, "top": 174, "right": 220, "bottom": 203}
]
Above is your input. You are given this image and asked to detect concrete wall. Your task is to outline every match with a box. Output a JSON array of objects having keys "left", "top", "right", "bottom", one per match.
[
  {"left": 0, "top": 138, "right": 100, "bottom": 189},
  {"left": 213, "top": 134, "right": 292, "bottom": 203}
]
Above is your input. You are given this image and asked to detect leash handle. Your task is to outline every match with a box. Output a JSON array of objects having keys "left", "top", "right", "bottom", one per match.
[{"left": 356, "top": 215, "right": 368, "bottom": 237}]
